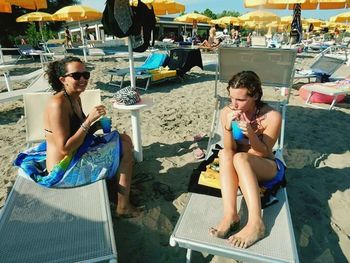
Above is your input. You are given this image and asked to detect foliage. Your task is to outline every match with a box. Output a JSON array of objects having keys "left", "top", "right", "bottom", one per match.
[
  {"left": 217, "top": 10, "right": 241, "bottom": 18},
  {"left": 14, "top": 23, "right": 56, "bottom": 47},
  {"left": 202, "top": 8, "right": 216, "bottom": 19},
  {"left": 0, "top": 0, "right": 79, "bottom": 47}
]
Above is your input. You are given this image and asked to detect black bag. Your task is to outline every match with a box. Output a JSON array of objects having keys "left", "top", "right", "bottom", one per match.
[{"left": 102, "top": 0, "right": 156, "bottom": 52}]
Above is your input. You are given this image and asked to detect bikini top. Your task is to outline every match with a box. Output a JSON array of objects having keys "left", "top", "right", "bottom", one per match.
[
  {"left": 44, "top": 89, "right": 86, "bottom": 136},
  {"left": 235, "top": 106, "right": 265, "bottom": 146}
]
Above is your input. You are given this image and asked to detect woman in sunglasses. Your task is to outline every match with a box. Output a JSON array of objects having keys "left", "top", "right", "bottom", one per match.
[{"left": 42, "top": 56, "right": 140, "bottom": 218}]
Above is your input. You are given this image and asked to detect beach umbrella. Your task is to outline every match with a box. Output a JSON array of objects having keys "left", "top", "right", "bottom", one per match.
[
  {"left": 209, "top": 18, "right": 227, "bottom": 28},
  {"left": 143, "top": 0, "right": 185, "bottom": 15},
  {"left": 175, "top": 13, "right": 211, "bottom": 39},
  {"left": 244, "top": 0, "right": 349, "bottom": 9},
  {"left": 217, "top": 16, "right": 242, "bottom": 26},
  {"left": 52, "top": 5, "right": 103, "bottom": 62},
  {"left": 330, "top": 11, "right": 350, "bottom": 23},
  {"left": 6, "top": 0, "right": 47, "bottom": 10},
  {"left": 16, "top": 11, "right": 54, "bottom": 50},
  {"left": 175, "top": 13, "right": 211, "bottom": 23},
  {"left": 0, "top": 0, "right": 11, "bottom": 13},
  {"left": 239, "top": 10, "right": 281, "bottom": 23}
]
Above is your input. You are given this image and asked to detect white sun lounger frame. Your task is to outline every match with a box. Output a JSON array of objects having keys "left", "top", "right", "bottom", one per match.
[{"left": 170, "top": 47, "right": 299, "bottom": 263}]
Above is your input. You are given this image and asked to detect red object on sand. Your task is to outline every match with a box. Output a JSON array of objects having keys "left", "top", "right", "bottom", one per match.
[{"left": 299, "top": 84, "right": 346, "bottom": 104}]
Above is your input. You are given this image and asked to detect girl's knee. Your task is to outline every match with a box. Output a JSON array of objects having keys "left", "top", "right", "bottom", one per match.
[
  {"left": 120, "top": 134, "right": 134, "bottom": 162},
  {"left": 233, "top": 152, "right": 250, "bottom": 165}
]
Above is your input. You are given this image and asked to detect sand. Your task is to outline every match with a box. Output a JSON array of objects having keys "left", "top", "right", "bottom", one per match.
[{"left": 0, "top": 51, "right": 350, "bottom": 263}]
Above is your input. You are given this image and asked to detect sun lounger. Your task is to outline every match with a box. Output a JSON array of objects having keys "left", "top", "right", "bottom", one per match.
[
  {"left": 0, "top": 69, "right": 49, "bottom": 104},
  {"left": 300, "top": 81, "right": 350, "bottom": 110},
  {"left": 170, "top": 47, "right": 299, "bottom": 263},
  {"left": 0, "top": 89, "right": 118, "bottom": 263},
  {"left": 105, "top": 52, "right": 168, "bottom": 89},
  {"left": 294, "top": 54, "right": 345, "bottom": 83}
]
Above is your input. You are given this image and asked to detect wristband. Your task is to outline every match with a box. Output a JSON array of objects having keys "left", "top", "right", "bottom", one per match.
[
  {"left": 224, "top": 125, "right": 232, "bottom": 131},
  {"left": 80, "top": 123, "right": 89, "bottom": 134}
]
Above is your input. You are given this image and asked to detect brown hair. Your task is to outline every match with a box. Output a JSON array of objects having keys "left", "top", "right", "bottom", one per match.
[{"left": 226, "top": 71, "right": 264, "bottom": 108}]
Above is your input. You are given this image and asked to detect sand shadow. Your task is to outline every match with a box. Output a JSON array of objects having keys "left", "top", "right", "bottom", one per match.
[{"left": 283, "top": 104, "right": 350, "bottom": 262}]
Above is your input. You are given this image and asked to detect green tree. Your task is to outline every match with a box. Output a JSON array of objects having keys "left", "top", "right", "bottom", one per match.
[
  {"left": 217, "top": 10, "right": 241, "bottom": 18},
  {"left": 202, "top": 8, "right": 217, "bottom": 19},
  {"left": 0, "top": 0, "right": 79, "bottom": 47}
]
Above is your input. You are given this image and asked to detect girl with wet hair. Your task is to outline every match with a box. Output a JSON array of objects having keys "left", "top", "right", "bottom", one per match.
[
  {"left": 43, "top": 56, "right": 140, "bottom": 218},
  {"left": 209, "top": 71, "right": 285, "bottom": 248}
]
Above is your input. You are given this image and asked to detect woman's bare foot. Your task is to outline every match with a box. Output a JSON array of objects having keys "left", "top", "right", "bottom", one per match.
[
  {"left": 116, "top": 205, "right": 142, "bottom": 219},
  {"left": 209, "top": 216, "right": 240, "bottom": 239},
  {"left": 227, "top": 220, "right": 265, "bottom": 248}
]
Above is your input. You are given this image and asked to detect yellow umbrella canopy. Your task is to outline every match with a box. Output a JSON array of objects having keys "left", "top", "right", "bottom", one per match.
[
  {"left": 239, "top": 10, "right": 281, "bottom": 23},
  {"left": 217, "top": 16, "right": 242, "bottom": 26},
  {"left": 6, "top": 0, "right": 47, "bottom": 10},
  {"left": 280, "top": 15, "right": 293, "bottom": 24},
  {"left": 16, "top": 11, "right": 53, "bottom": 22},
  {"left": 209, "top": 19, "right": 227, "bottom": 28},
  {"left": 0, "top": 0, "right": 11, "bottom": 13},
  {"left": 146, "top": 0, "right": 185, "bottom": 15},
  {"left": 330, "top": 11, "right": 350, "bottom": 23},
  {"left": 305, "top": 17, "right": 323, "bottom": 26},
  {"left": 174, "top": 13, "right": 211, "bottom": 23},
  {"left": 244, "top": 0, "right": 350, "bottom": 9},
  {"left": 52, "top": 5, "right": 102, "bottom": 22}
]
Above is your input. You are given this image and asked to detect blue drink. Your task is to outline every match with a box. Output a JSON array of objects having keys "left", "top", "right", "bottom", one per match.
[
  {"left": 231, "top": 121, "right": 244, "bottom": 141},
  {"left": 100, "top": 116, "right": 112, "bottom": 133}
]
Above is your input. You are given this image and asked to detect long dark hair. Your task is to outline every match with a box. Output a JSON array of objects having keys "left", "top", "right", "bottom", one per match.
[
  {"left": 226, "top": 71, "right": 264, "bottom": 109},
  {"left": 45, "top": 56, "right": 83, "bottom": 92}
]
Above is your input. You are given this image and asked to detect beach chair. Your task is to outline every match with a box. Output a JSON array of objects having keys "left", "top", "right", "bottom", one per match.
[
  {"left": 251, "top": 36, "right": 267, "bottom": 47},
  {"left": 170, "top": 47, "right": 300, "bottom": 263},
  {"left": 46, "top": 44, "right": 67, "bottom": 60},
  {"left": 105, "top": 52, "right": 168, "bottom": 90},
  {"left": 0, "top": 69, "right": 50, "bottom": 104},
  {"left": 0, "top": 89, "right": 118, "bottom": 263},
  {"left": 294, "top": 54, "right": 346, "bottom": 83},
  {"left": 88, "top": 48, "right": 106, "bottom": 61}
]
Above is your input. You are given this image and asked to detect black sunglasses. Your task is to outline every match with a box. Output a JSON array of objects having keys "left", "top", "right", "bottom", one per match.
[{"left": 63, "top": 71, "right": 90, "bottom": 80}]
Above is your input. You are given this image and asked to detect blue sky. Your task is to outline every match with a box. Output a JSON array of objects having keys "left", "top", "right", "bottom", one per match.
[{"left": 80, "top": 0, "right": 345, "bottom": 20}]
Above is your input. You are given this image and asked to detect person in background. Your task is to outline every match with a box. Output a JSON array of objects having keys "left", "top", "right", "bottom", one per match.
[
  {"left": 64, "top": 26, "right": 73, "bottom": 48},
  {"left": 84, "top": 24, "right": 90, "bottom": 44}
]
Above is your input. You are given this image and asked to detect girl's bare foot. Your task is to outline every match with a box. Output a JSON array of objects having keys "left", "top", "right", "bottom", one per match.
[
  {"left": 209, "top": 216, "right": 240, "bottom": 239},
  {"left": 227, "top": 220, "right": 265, "bottom": 248}
]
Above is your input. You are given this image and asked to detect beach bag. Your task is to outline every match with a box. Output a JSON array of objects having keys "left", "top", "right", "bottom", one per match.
[
  {"left": 102, "top": 0, "right": 156, "bottom": 52},
  {"left": 114, "top": 86, "right": 141, "bottom": 105}
]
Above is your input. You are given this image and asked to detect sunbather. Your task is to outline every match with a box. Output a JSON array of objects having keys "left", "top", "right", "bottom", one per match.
[
  {"left": 43, "top": 56, "right": 140, "bottom": 218},
  {"left": 209, "top": 71, "right": 284, "bottom": 248}
]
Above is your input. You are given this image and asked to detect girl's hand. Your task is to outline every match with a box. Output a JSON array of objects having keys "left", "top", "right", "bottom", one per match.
[
  {"left": 238, "top": 121, "right": 254, "bottom": 138},
  {"left": 86, "top": 105, "right": 106, "bottom": 125},
  {"left": 225, "top": 109, "right": 242, "bottom": 129}
]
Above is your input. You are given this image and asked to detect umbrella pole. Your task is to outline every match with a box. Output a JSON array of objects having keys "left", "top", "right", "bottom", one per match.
[
  {"left": 79, "top": 21, "right": 88, "bottom": 62},
  {"left": 0, "top": 45, "right": 4, "bottom": 64},
  {"left": 128, "top": 36, "right": 136, "bottom": 89}
]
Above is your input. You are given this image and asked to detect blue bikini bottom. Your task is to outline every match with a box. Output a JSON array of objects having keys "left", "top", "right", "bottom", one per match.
[{"left": 261, "top": 158, "right": 286, "bottom": 190}]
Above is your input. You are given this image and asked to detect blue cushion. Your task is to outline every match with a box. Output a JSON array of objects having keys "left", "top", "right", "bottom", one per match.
[{"left": 137, "top": 53, "right": 167, "bottom": 71}]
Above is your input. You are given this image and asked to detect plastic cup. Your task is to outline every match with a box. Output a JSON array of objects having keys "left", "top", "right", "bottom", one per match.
[
  {"left": 100, "top": 116, "right": 112, "bottom": 133},
  {"left": 231, "top": 121, "right": 244, "bottom": 141}
]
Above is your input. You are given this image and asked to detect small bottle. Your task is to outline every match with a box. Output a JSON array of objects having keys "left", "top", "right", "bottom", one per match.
[{"left": 231, "top": 121, "right": 244, "bottom": 141}]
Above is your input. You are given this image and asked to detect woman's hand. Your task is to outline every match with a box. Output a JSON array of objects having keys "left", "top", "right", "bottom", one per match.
[
  {"left": 225, "top": 109, "right": 242, "bottom": 130},
  {"left": 86, "top": 105, "right": 106, "bottom": 125},
  {"left": 238, "top": 113, "right": 255, "bottom": 138}
]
